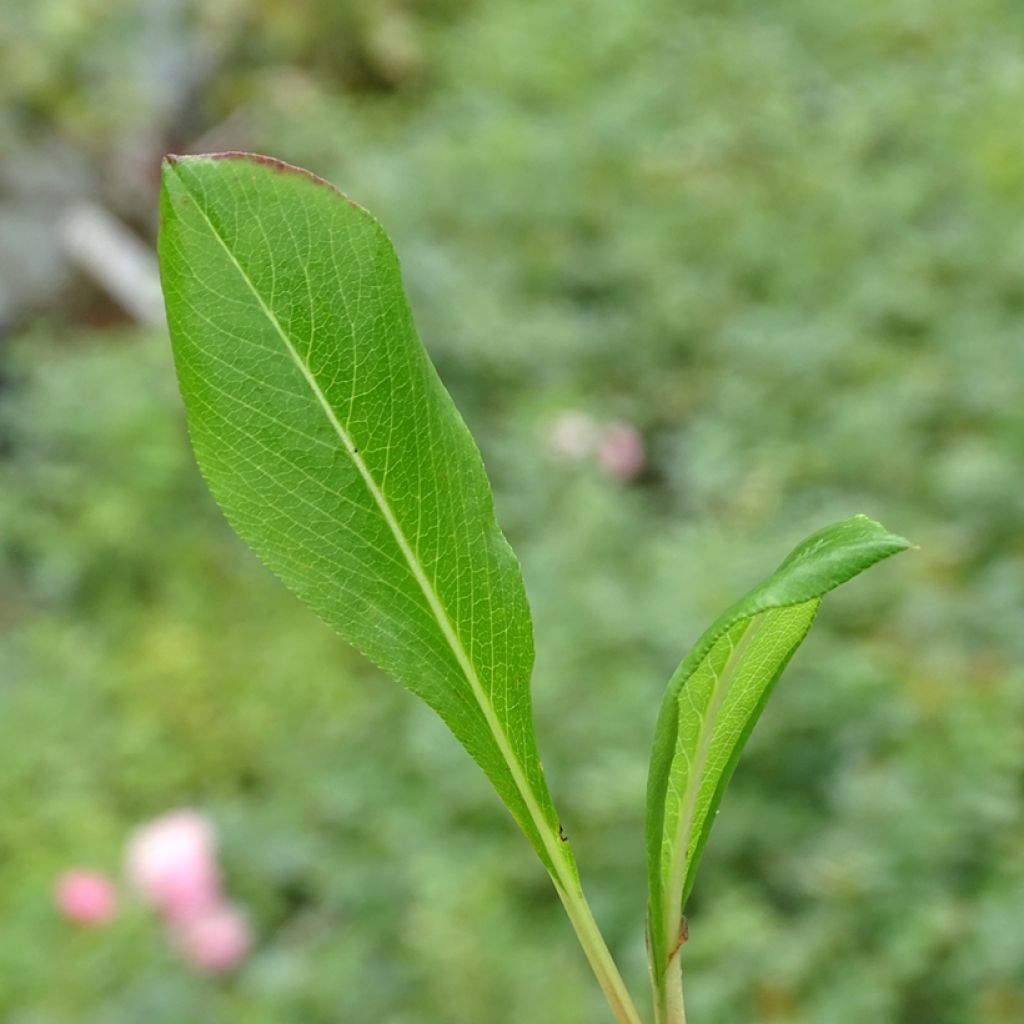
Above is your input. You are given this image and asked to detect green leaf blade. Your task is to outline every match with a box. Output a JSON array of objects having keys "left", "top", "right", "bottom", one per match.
[
  {"left": 646, "top": 515, "right": 911, "bottom": 989},
  {"left": 158, "top": 153, "right": 569, "bottom": 878}
]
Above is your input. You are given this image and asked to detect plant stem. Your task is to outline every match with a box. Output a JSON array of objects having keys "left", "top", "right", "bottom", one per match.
[
  {"left": 554, "top": 881, "right": 645, "bottom": 1024},
  {"left": 664, "top": 968, "right": 687, "bottom": 1024},
  {"left": 653, "top": 950, "right": 688, "bottom": 1024}
]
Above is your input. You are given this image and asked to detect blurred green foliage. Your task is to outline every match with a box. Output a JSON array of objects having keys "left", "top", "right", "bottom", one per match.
[{"left": 2, "top": 0, "right": 1024, "bottom": 1021}]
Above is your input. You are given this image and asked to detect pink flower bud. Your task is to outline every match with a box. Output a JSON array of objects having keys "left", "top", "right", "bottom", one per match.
[
  {"left": 597, "top": 421, "right": 645, "bottom": 481},
  {"left": 55, "top": 869, "right": 118, "bottom": 925},
  {"left": 172, "top": 902, "right": 252, "bottom": 974},
  {"left": 125, "top": 810, "right": 220, "bottom": 921}
]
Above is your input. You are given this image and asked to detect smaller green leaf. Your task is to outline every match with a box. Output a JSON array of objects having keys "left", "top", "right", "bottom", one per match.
[{"left": 645, "top": 515, "right": 911, "bottom": 1000}]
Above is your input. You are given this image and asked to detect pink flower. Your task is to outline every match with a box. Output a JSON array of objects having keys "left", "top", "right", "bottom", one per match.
[
  {"left": 171, "top": 902, "right": 252, "bottom": 974},
  {"left": 597, "top": 421, "right": 645, "bottom": 481},
  {"left": 55, "top": 869, "right": 118, "bottom": 926},
  {"left": 125, "top": 808, "right": 256, "bottom": 975},
  {"left": 125, "top": 810, "right": 220, "bottom": 921}
]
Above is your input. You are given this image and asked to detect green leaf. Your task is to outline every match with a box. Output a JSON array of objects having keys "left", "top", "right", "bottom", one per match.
[
  {"left": 645, "top": 515, "right": 911, "bottom": 993},
  {"left": 157, "top": 152, "right": 573, "bottom": 881}
]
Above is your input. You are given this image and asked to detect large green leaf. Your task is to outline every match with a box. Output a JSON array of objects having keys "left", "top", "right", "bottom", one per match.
[
  {"left": 158, "top": 152, "right": 572, "bottom": 881},
  {"left": 645, "top": 515, "right": 911, "bottom": 1008}
]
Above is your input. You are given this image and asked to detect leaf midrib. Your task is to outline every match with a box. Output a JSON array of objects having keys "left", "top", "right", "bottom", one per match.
[
  {"left": 660, "top": 611, "right": 767, "bottom": 967},
  {"left": 170, "top": 165, "right": 571, "bottom": 885}
]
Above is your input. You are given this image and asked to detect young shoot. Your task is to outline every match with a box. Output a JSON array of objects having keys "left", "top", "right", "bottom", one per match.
[{"left": 158, "top": 152, "right": 910, "bottom": 1023}]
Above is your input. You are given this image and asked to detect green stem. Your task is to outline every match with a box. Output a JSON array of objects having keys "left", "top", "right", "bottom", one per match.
[
  {"left": 653, "top": 949, "right": 688, "bottom": 1024},
  {"left": 554, "top": 881, "right": 645, "bottom": 1024},
  {"left": 665, "top": 965, "right": 688, "bottom": 1024}
]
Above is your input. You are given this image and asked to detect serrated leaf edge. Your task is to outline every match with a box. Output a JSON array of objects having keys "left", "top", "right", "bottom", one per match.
[{"left": 164, "top": 158, "right": 577, "bottom": 891}]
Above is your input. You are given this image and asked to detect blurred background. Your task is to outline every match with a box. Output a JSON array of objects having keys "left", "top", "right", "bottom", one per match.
[{"left": 2, "top": 1, "right": 1023, "bottom": 1021}]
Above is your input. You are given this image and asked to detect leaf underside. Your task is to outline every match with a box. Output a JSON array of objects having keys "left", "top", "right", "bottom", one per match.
[
  {"left": 645, "top": 515, "right": 911, "bottom": 982},
  {"left": 158, "top": 152, "right": 573, "bottom": 880}
]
